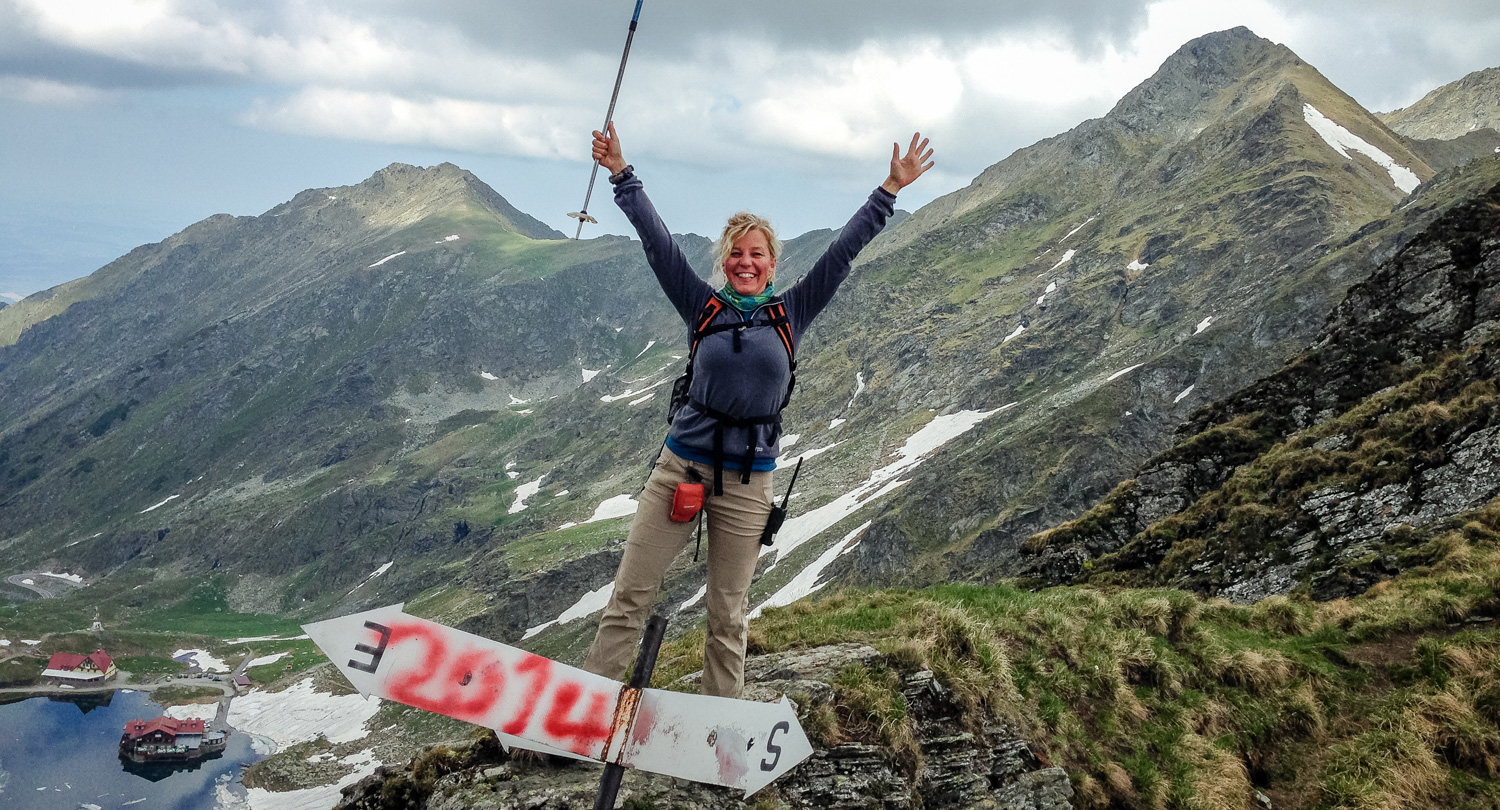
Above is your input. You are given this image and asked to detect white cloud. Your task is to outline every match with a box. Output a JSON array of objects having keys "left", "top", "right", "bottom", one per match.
[
  {"left": 240, "top": 88, "right": 587, "bottom": 159},
  {"left": 0, "top": 76, "right": 111, "bottom": 105}
]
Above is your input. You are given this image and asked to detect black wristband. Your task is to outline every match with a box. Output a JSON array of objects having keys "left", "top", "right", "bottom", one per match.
[{"left": 608, "top": 165, "right": 634, "bottom": 184}]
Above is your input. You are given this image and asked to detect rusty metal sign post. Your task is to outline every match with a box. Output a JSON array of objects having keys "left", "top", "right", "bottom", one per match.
[
  {"left": 594, "top": 613, "right": 665, "bottom": 809},
  {"left": 302, "top": 604, "right": 811, "bottom": 797}
]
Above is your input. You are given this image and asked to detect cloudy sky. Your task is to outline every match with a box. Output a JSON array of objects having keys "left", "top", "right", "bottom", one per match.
[{"left": 2, "top": 0, "right": 1499, "bottom": 298}]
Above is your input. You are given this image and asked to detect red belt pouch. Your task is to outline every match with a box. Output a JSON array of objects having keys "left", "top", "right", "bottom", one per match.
[{"left": 670, "top": 482, "right": 705, "bottom": 522}]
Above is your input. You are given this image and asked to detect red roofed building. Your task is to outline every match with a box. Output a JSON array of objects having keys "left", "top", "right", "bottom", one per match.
[
  {"left": 43, "top": 649, "right": 116, "bottom": 684},
  {"left": 120, "top": 716, "right": 229, "bottom": 762}
]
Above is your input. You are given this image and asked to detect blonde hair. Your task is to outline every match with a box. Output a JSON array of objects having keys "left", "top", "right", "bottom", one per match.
[{"left": 711, "top": 212, "right": 782, "bottom": 287}]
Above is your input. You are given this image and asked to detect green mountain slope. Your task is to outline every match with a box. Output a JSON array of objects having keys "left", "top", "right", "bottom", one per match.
[
  {"left": 0, "top": 28, "right": 1486, "bottom": 653},
  {"left": 793, "top": 27, "right": 1451, "bottom": 587}
]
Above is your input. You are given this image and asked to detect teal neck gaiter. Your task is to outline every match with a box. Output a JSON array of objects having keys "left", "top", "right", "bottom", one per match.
[{"left": 718, "top": 282, "right": 776, "bottom": 314}]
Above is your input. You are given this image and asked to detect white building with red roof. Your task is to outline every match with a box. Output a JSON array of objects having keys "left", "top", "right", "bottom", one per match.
[{"left": 42, "top": 649, "right": 116, "bottom": 684}]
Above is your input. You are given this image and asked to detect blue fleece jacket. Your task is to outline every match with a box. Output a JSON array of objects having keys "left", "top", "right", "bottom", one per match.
[{"left": 610, "top": 168, "right": 896, "bottom": 470}]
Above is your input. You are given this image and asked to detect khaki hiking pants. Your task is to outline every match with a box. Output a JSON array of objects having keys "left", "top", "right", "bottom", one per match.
[{"left": 583, "top": 446, "right": 773, "bottom": 698}]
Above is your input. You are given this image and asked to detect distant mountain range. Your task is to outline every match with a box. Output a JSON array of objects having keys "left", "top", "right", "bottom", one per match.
[{"left": 1, "top": 27, "right": 1497, "bottom": 655}]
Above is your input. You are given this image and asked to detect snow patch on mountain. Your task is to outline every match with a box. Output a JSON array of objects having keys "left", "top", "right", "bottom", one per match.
[
  {"left": 751, "top": 521, "right": 871, "bottom": 618},
  {"left": 508, "top": 475, "right": 545, "bottom": 514},
  {"left": 523, "top": 580, "right": 615, "bottom": 639},
  {"left": 1062, "top": 217, "right": 1095, "bottom": 241},
  {"left": 585, "top": 494, "right": 638, "bottom": 524},
  {"left": 763, "top": 408, "right": 1001, "bottom": 566},
  {"left": 1303, "top": 104, "right": 1421, "bottom": 193},
  {"left": 368, "top": 251, "right": 405, "bottom": 268},
  {"left": 140, "top": 494, "right": 180, "bottom": 513},
  {"left": 346, "top": 561, "right": 394, "bottom": 595}
]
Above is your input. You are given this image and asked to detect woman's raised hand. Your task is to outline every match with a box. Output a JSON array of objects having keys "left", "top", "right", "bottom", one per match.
[
  {"left": 881, "top": 133, "right": 935, "bottom": 195},
  {"left": 592, "top": 122, "right": 628, "bottom": 175}
]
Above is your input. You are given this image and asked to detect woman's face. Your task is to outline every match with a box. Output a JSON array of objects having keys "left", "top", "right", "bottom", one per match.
[{"left": 724, "top": 230, "right": 776, "bottom": 296}]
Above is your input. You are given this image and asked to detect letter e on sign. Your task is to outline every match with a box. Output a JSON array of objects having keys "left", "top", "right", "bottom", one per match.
[{"left": 349, "top": 621, "right": 392, "bottom": 673}]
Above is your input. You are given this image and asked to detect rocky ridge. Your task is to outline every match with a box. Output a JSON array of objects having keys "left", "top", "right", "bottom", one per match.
[
  {"left": 334, "top": 643, "right": 1072, "bottom": 810},
  {"left": 1381, "top": 66, "right": 1500, "bottom": 141},
  {"left": 1021, "top": 158, "right": 1500, "bottom": 598}
]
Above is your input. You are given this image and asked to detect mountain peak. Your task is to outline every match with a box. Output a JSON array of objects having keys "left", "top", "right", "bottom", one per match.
[
  {"left": 294, "top": 162, "right": 564, "bottom": 241},
  {"left": 1106, "top": 26, "right": 1298, "bottom": 135}
]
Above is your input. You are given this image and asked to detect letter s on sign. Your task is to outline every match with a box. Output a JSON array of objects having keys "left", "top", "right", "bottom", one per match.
[
  {"left": 349, "top": 621, "right": 392, "bottom": 673},
  {"left": 760, "top": 721, "right": 789, "bottom": 772}
]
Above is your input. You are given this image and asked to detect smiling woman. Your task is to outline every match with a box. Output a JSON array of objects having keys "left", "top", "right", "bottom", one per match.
[{"left": 577, "top": 121, "right": 934, "bottom": 700}]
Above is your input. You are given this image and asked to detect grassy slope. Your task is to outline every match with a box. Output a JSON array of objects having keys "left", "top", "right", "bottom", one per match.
[{"left": 652, "top": 510, "right": 1500, "bottom": 808}]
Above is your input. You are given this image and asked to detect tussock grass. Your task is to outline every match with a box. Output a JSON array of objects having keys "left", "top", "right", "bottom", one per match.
[{"left": 650, "top": 496, "right": 1500, "bottom": 808}]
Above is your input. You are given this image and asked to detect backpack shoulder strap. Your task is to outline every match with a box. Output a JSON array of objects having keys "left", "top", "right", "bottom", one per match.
[
  {"left": 764, "top": 300, "right": 796, "bottom": 368},
  {"left": 688, "top": 295, "right": 727, "bottom": 358}
]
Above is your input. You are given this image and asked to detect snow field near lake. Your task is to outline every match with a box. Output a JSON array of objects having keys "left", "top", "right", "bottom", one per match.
[
  {"left": 246, "top": 651, "right": 292, "bottom": 669},
  {"left": 1302, "top": 104, "right": 1420, "bottom": 193},
  {"left": 164, "top": 703, "right": 218, "bottom": 722},
  {"left": 173, "top": 649, "right": 230, "bottom": 673},
  {"left": 242, "top": 749, "right": 380, "bottom": 810},
  {"left": 228, "top": 677, "right": 382, "bottom": 750}
]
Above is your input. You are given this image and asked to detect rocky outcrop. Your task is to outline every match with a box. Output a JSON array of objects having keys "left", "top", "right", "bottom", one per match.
[
  {"left": 337, "top": 643, "right": 1072, "bottom": 810},
  {"left": 1020, "top": 171, "right": 1500, "bottom": 599}
]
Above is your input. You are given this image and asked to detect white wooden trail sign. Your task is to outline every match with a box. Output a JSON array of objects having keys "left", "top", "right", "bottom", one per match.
[{"left": 302, "top": 604, "right": 812, "bottom": 796}]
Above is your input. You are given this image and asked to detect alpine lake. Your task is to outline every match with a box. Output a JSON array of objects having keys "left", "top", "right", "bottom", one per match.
[{"left": 0, "top": 689, "right": 262, "bottom": 809}]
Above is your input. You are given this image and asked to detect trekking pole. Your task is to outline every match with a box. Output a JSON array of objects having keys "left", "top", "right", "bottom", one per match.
[
  {"left": 593, "top": 612, "right": 667, "bottom": 809},
  {"left": 569, "top": 0, "right": 645, "bottom": 239}
]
